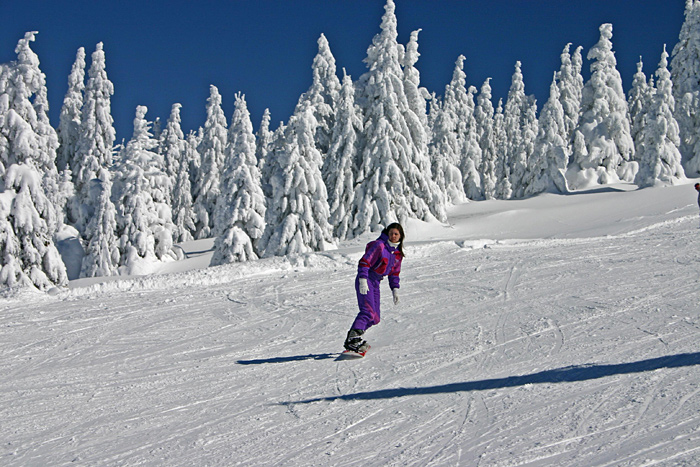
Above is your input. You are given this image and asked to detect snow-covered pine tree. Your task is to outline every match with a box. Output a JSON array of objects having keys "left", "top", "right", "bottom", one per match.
[
  {"left": 56, "top": 47, "right": 85, "bottom": 173},
  {"left": 113, "top": 106, "right": 175, "bottom": 274},
  {"left": 160, "top": 103, "right": 195, "bottom": 243},
  {"left": 493, "top": 99, "right": 512, "bottom": 199},
  {"left": 324, "top": 72, "right": 362, "bottom": 240},
  {"left": 521, "top": 97, "right": 539, "bottom": 191},
  {"left": 628, "top": 58, "right": 653, "bottom": 159},
  {"left": 635, "top": 46, "right": 685, "bottom": 187},
  {"left": 403, "top": 29, "right": 432, "bottom": 156},
  {"left": 193, "top": 85, "right": 227, "bottom": 239},
  {"left": 431, "top": 55, "right": 471, "bottom": 204},
  {"left": 0, "top": 31, "right": 67, "bottom": 290},
  {"left": 461, "top": 97, "right": 483, "bottom": 200},
  {"left": 297, "top": 34, "right": 341, "bottom": 161},
  {"left": 502, "top": 62, "right": 525, "bottom": 199},
  {"left": 11, "top": 32, "right": 63, "bottom": 212},
  {"left": 210, "top": 93, "right": 266, "bottom": 265},
  {"left": 186, "top": 128, "right": 202, "bottom": 197},
  {"left": 80, "top": 167, "right": 119, "bottom": 277},
  {"left": 671, "top": 0, "right": 700, "bottom": 175},
  {"left": 160, "top": 104, "right": 185, "bottom": 204},
  {"left": 524, "top": 73, "right": 570, "bottom": 195},
  {"left": 429, "top": 94, "right": 465, "bottom": 205},
  {"left": 255, "top": 108, "right": 272, "bottom": 172},
  {"left": 569, "top": 24, "right": 635, "bottom": 188},
  {"left": 557, "top": 44, "right": 584, "bottom": 149},
  {"left": 427, "top": 90, "right": 439, "bottom": 136},
  {"left": 258, "top": 101, "right": 334, "bottom": 257},
  {"left": 456, "top": 71, "right": 483, "bottom": 201},
  {"left": 260, "top": 122, "right": 285, "bottom": 201},
  {"left": 0, "top": 164, "right": 67, "bottom": 289},
  {"left": 402, "top": 27, "right": 447, "bottom": 216},
  {"left": 503, "top": 61, "right": 538, "bottom": 199},
  {"left": 71, "top": 42, "right": 116, "bottom": 234},
  {"left": 351, "top": 0, "right": 445, "bottom": 235},
  {"left": 171, "top": 131, "right": 196, "bottom": 243},
  {"left": 475, "top": 78, "right": 497, "bottom": 199}
]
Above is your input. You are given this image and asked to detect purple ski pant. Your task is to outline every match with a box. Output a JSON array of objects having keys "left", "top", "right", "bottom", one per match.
[{"left": 351, "top": 274, "right": 382, "bottom": 331}]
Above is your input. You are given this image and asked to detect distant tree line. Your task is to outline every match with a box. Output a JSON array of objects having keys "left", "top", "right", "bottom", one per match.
[{"left": 2, "top": 0, "right": 700, "bottom": 291}]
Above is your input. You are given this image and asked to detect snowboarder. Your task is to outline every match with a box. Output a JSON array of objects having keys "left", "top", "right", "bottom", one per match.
[{"left": 343, "top": 223, "right": 404, "bottom": 354}]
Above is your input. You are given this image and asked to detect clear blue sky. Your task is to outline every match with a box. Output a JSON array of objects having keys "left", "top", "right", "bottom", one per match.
[{"left": 0, "top": 1, "right": 687, "bottom": 144}]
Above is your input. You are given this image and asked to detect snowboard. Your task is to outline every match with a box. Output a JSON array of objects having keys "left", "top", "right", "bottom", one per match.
[{"left": 339, "top": 345, "right": 370, "bottom": 359}]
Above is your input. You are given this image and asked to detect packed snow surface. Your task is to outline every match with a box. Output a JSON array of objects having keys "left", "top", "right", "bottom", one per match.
[{"left": 3, "top": 181, "right": 700, "bottom": 466}]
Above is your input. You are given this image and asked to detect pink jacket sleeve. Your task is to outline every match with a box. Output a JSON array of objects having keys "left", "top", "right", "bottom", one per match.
[{"left": 357, "top": 240, "right": 382, "bottom": 279}]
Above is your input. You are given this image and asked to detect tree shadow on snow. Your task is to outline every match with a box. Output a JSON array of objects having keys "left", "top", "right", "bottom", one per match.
[
  {"left": 237, "top": 353, "right": 339, "bottom": 365},
  {"left": 284, "top": 351, "right": 700, "bottom": 404},
  {"left": 564, "top": 185, "right": 630, "bottom": 196}
]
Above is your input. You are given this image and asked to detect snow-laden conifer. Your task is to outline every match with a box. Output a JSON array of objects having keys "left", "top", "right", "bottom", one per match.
[
  {"left": 628, "top": 58, "right": 653, "bottom": 158},
  {"left": 255, "top": 108, "right": 272, "bottom": 172},
  {"left": 502, "top": 62, "right": 525, "bottom": 199},
  {"left": 475, "top": 79, "right": 497, "bottom": 199},
  {"left": 161, "top": 103, "right": 196, "bottom": 243},
  {"left": 503, "top": 61, "right": 538, "bottom": 198},
  {"left": 459, "top": 83, "right": 483, "bottom": 200},
  {"left": 260, "top": 122, "right": 285, "bottom": 201},
  {"left": 171, "top": 132, "right": 196, "bottom": 243},
  {"left": 569, "top": 24, "right": 635, "bottom": 188},
  {"left": 7, "top": 32, "right": 63, "bottom": 212},
  {"left": 186, "top": 128, "right": 202, "bottom": 193},
  {"left": 160, "top": 104, "right": 185, "bottom": 204},
  {"left": 524, "top": 74, "right": 570, "bottom": 195},
  {"left": 635, "top": 46, "right": 685, "bottom": 187},
  {"left": 71, "top": 42, "right": 116, "bottom": 234},
  {"left": 57, "top": 47, "right": 85, "bottom": 173},
  {"left": 352, "top": 0, "right": 445, "bottom": 234},
  {"left": 296, "top": 34, "right": 340, "bottom": 161},
  {"left": 557, "top": 44, "right": 584, "bottom": 148},
  {"left": 493, "top": 99, "right": 512, "bottom": 199},
  {"left": 403, "top": 29, "right": 431, "bottom": 146},
  {"left": 80, "top": 168, "right": 119, "bottom": 277},
  {"left": 210, "top": 93, "right": 266, "bottom": 265},
  {"left": 258, "top": 101, "right": 334, "bottom": 257},
  {"left": 0, "top": 164, "right": 67, "bottom": 289},
  {"left": 113, "top": 106, "right": 175, "bottom": 274},
  {"left": 12, "top": 33, "right": 59, "bottom": 170},
  {"left": 193, "top": 85, "right": 227, "bottom": 239},
  {"left": 671, "top": 0, "right": 700, "bottom": 174},
  {"left": 432, "top": 55, "right": 477, "bottom": 203},
  {"left": 324, "top": 72, "right": 362, "bottom": 240},
  {"left": 402, "top": 27, "right": 446, "bottom": 214},
  {"left": 0, "top": 32, "right": 67, "bottom": 290},
  {"left": 429, "top": 95, "right": 465, "bottom": 205}
]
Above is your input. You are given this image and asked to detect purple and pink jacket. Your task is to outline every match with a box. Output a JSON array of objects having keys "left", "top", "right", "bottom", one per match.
[
  {"left": 357, "top": 232, "right": 402, "bottom": 289},
  {"left": 351, "top": 233, "right": 403, "bottom": 331}
]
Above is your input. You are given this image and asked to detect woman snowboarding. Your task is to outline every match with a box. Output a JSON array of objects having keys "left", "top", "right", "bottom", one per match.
[{"left": 343, "top": 223, "right": 405, "bottom": 354}]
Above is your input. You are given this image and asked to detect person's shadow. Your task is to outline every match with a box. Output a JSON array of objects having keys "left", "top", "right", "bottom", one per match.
[
  {"left": 237, "top": 353, "right": 340, "bottom": 365},
  {"left": 278, "top": 351, "right": 700, "bottom": 404}
]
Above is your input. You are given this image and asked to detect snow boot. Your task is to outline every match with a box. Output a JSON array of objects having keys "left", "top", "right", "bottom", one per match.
[{"left": 344, "top": 329, "right": 369, "bottom": 353}]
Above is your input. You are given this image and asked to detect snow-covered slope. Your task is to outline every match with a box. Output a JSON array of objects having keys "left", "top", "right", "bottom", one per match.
[{"left": 2, "top": 181, "right": 700, "bottom": 466}]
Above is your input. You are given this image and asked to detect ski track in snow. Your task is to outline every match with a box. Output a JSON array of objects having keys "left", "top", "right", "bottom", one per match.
[{"left": 3, "top": 186, "right": 700, "bottom": 466}]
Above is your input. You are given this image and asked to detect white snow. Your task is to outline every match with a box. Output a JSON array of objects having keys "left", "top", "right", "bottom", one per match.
[{"left": 3, "top": 180, "right": 700, "bottom": 466}]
